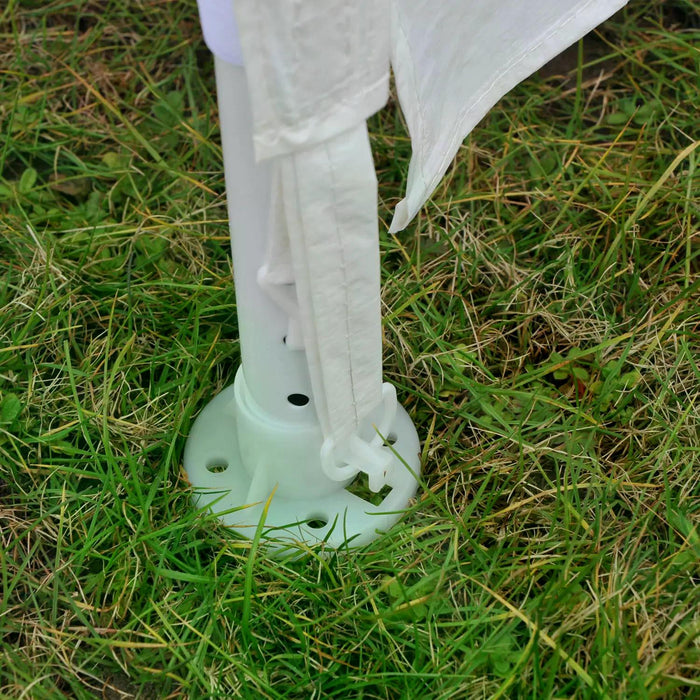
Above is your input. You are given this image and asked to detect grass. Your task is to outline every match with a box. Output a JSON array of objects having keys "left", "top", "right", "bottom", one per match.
[{"left": 1, "top": 0, "right": 698, "bottom": 697}]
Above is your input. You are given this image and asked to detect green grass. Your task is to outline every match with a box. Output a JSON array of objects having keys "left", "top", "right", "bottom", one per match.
[{"left": 1, "top": 1, "right": 698, "bottom": 697}]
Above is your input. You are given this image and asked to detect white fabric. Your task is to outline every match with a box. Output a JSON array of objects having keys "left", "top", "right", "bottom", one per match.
[
  {"left": 196, "top": 0, "right": 628, "bottom": 446},
  {"left": 388, "top": 0, "right": 628, "bottom": 231},
  {"left": 231, "top": 0, "right": 390, "bottom": 160},
  {"left": 198, "top": 0, "right": 627, "bottom": 228},
  {"left": 271, "top": 123, "right": 383, "bottom": 442}
]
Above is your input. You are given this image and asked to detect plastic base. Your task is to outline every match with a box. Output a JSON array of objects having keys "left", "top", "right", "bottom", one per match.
[{"left": 183, "top": 369, "right": 421, "bottom": 551}]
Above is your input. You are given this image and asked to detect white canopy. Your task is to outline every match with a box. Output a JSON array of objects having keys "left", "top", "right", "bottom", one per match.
[
  {"left": 199, "top": 0, "right": 626, "bottom": 230},
  {"left": 197, "top": 0, "right": 627, "bottom": 454}
]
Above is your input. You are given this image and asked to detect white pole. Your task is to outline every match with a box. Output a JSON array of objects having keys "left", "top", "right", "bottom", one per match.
[{"left": 214, "top": 61, "right": 315, "bottom": 425}]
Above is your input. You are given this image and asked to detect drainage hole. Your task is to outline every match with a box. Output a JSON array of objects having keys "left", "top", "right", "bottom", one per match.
[
  {"left": 287, "top": 393, "right": 310, "bottom": 407},
  {"left": 206, "top": 459, "right": 229, "bottom": 474},
  {"left": 387, "top": 433, "right": 398, "bottom": 445},
  {"left": 306, "top": 515, "right": 328, "bottom": 529},
  {"left": 282, "top": 335, "right": 287, "bottom": 345}
]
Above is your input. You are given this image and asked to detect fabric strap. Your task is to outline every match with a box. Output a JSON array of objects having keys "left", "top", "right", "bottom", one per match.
[{"left": 264, "top": 123, "right": 384, "bottom": 444}]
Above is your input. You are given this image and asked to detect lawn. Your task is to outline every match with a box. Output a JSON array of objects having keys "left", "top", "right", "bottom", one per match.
[{"left": 1, "top": 1, "right": 698, "bottom": 697}]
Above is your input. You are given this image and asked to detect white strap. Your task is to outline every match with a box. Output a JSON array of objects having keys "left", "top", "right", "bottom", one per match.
[{"left": 259, "top": 122, "right": 384, "bottom": 444}]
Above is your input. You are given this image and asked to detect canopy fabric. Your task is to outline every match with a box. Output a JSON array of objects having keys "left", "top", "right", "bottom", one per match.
[
  {"left": 388, "top": 0, "right": 628, "bottom": 231},
  {"left": 199, "top": 0, "right": 627, "bottom": 231},
  {"left": 230, "top": 0, "right": 390, "bottom": 161},
  {"left": 197, "top": 0, "right": 628, "bottom": 450}
]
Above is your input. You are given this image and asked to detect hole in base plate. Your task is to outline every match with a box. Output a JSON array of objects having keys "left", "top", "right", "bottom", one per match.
[
  {"left": 387, "top": 433, "right": 398, "bottom": 445},
  {"left": 206, "top": 459, "right": 229, "bottom": 474},
  {"left": 288, "top": 393, "right": 310, "bottom": 407},
  {"left": 306, "top": 515, "right": 328, "bottom": 529},
  {"left": 346, "top": 472, "right": 393, "bottom": 507}
]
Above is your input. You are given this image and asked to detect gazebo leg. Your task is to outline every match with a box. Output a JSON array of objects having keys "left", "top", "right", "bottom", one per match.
[{"left": 183, "top": 59, "right": 421, "bottom": 550}]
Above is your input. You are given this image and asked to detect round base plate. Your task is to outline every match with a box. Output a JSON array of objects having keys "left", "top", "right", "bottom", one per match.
[{"left": 184, "top": 384, "right": 421, "bottom": 550}]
